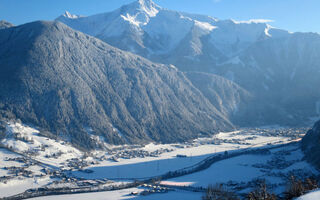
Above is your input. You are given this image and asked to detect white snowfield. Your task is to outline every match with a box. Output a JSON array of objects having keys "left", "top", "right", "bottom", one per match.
[
  {"left": 0, "top": 122, "right": 84, "bottom": 198},
  {"left": 168, "top": 143, "right": 318, "bottom": 194},
  {"left": 73, "top": 130, "right": 293, "bottom": 180},
  {"left": 296, "top": 189, "right": 320, "bottom": 200},
  {"left": 56, "top": 0, "right": 289, "bottom": 57},
  {"left": 0, "top": 176, "right": 52, "bottom": 198},
  {"left": 0, "top": 148, "right": 53, "bottom": 198},
  {"left": 1, "top": 122, "right": 83, "bottom": 166},
  {"left": 30, "top": 188, "right": 202, "bottom": 200}
]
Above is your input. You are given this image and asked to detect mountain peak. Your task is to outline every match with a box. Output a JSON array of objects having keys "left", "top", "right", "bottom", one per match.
[
  {"left": 137, "top": 0, "right": 156, "bottom": 5},
  {"left": 117, "top": 0, "right": 161, "bottom": 26},
  {"left": 128, "top": 0, "right": 161, "bottom": 17},
  {"left": 0, "top": 20, "right": 14, "bottom": 29},
  {"left": 61, "top": 11, "right": 83, "bottom": 19},
  {"left": 137, "top": 0, "right": 157, "bottom": 7}
]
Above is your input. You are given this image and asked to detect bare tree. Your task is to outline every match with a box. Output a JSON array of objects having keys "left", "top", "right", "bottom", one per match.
[
  {"left": 203, "top": 184, "right": 239, "bottom": 200},
  {"left": 247, "top": 182, "right": 276, "bottom": 200}
]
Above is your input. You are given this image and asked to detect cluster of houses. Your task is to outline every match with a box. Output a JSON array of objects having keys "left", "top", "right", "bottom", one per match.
[
  {"left": 5, "top": 156, "right": 38, "bottom": 167},
  {"left": 66, "top": 158, "right": 90, "bottom": 169},
  {"left": 4, "top": 166, "right": 33, "bottom": 177},
  {"left": 13, "top": 133, "right": 34, "bottom": 144},
  {"left": 109, "top": 148, "right": 173, "bottom": 161},
  {"left": 243, "top": 127, "right": 309, "bottom": 139},
  {"left": 41, "top": 168, "right": 65, "bottom": 178},
  {"left": 1, "top": 156, "right": 45, "bottom": 184},
  {"left": 131, "top": 184, "right": 173, "bottom": 196}
]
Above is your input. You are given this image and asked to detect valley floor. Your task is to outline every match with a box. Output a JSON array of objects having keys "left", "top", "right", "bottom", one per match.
[{"left": 0, "top": 123, "right": 317, "bottom": 199}]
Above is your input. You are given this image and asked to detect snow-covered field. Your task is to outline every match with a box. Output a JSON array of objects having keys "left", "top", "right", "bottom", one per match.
[
  {"left": 0, "top": 122, "right": 314, "bottom": 199},
  {"left": 168, "top": 143, "right": 317, "bottom": 194},
  {"left": 72, "top": 129, "right": 297, "bottom": 180},
  {"left": 0, "top": 148, "right": 54, "bottom": 198},
  {"left": 25, "top": 142, "right": 318, "bottom": 200},
  {"left": 30, "top": 188, "right": 202, "bottom": 200},
  {"left": 0, "top": 175, "right": 52, "bottom": 198},
  {"left": 1, "top": 122, "right": 83, "bottom": 167},
  {"left": 297, "top": 189, "right": 320, "bottom": 200}
]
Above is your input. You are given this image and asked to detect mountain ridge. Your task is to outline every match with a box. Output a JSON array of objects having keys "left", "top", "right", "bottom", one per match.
[
  {"left": 56, "top": 0, "right": 320, "bottom": 126},
  {"left": 0, "top": 20, "right": 243, "bottom": 149}
]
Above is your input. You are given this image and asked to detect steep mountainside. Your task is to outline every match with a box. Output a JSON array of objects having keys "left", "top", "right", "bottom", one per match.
[
  {"left": 56, "top": 0, "right": 320, "bottom": 125},
  {"left": 215, "top": 33, "right": 320, "bottom": 125},
  {"left": 0, "top": 21, "right": 239, "bottom": 148},
  {"left": 302, "top": 120, "right": 320, "bottom": 169},
  {"left": 185, "top": 72, "right": 251, "bottom": 123}
]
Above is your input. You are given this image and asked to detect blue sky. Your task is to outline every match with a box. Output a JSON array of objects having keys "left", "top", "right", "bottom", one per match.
[{"left": 0, "top": 0, "right": 319, "bottom": 33}]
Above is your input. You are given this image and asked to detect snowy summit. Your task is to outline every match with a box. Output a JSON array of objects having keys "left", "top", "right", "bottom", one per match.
[{"left": 61, "top": 11, "right": 83, "bottom": 19}]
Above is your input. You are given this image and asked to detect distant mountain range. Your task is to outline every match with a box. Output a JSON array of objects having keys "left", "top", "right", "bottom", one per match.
[
  {"left": 57, "top": 0, "right": 320, "bottom": 126},
  {"left": 0, "top": 0, "right": 319, "bottom": 149}
]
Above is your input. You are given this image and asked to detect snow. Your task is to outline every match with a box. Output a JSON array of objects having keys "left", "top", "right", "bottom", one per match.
[
  {"left": 0, "top": 121, "right": 309, "bottom": 199},
  {"left": 296, "top": 189, "right": 320, "bottom": 200},
  {"left": 166, "top": 143, "right": 317, "bottom": 194},
  {"left": 137, "top": 0, "right": 159, "bottom": 17},
  {"left": 0, "top": 147, "right": 57, "bottom": 198},
  {"left": 118, "top": 0, "right": 160, "bottom": 27},
  {"left": 209, "top": 19, "right": 269, "bottom": 56},
  {"left": 168, "top": 64, "right": 178, "bottom": 70},
  {"left": 62, "top": 11, "right": 83, "bottom": 19},
  {"left": 160, "top": 181, "right": 193, "bottom": 186},
  {"left": 143, "top": 9, "right": 193, "bottom": 52},
  {"left": 1, "top": 122, "right": 83, "bottom": 167},
  {"left": 121, "top": 13, "right": 141, "bottom": 26},
  {"left": 264, "top": 24, "right": 272, "bottom": 37},
  {"left": 169, "top": 154, "right": 269, "bottom": 186},
  {"left": 194, "top": 20, "right": 216, "bottom": 32},
  {"left": 107, "top": 123, "right": 128, "bottom": 143},
  {"left": 55, "top": 0, "right": 286, "bottom": 57},
  {"left": 29, "top": 188, "right": 202, "bottom": 200},
  {"left": 72, "top": 129, "right": 293, "bottom": 180},
  {"left": 0, "top": 176, "right": 52, "bottom": 198},
  {"left": 0, "top": 148, "right": 24, "bottom": 172},
  {"left": 231, "top": 19, "right": 273, "bottom": 24}
]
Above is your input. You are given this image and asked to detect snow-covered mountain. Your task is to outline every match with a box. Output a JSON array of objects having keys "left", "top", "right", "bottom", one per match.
[
  {"left": 56, "top": 0, "right": 320, "bottom": 125},
  {"left": 56, "top": 0, "right": 282, "bottom": 59},
  {"left": 0, "top": 21, "right": 251, "bottom": 148}
]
